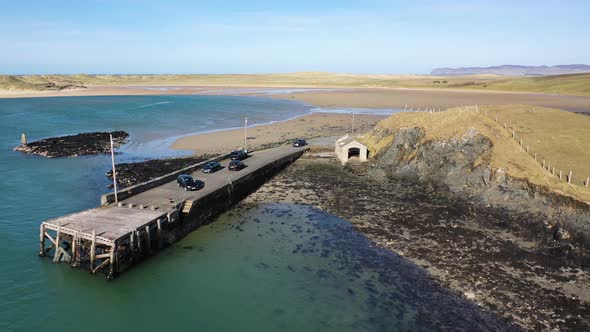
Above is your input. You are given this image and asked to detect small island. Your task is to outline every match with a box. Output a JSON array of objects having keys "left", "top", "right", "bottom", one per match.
[{"left": 14, "top": 131, "right": 129, "bottom": 158}]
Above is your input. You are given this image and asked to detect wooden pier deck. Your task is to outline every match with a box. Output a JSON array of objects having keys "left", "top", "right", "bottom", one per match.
[{"left": 40, "top": 145, "right": 307, "bottom": 278}]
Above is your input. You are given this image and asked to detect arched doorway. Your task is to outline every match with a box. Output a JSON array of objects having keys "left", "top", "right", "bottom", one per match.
[{"left": 348, "top": 147, "right": 360, "bottom": 159}]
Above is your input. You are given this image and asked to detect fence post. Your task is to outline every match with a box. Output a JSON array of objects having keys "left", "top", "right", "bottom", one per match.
[
  {"left": 559, "top": 171, "right": 562, "bottom": 180},
  {"left": 586, "top": 177, "right": 589, "bottom": 188},
  {"left": 568, "top": 171, "right": 573, "bottom": 184}
]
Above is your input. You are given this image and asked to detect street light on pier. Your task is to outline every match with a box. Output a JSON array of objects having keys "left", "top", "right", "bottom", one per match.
[{"left": 244, "top": 115, "right": 248, "bottom": 152}]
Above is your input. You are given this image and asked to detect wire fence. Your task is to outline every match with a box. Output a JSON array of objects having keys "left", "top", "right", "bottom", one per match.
[{"left": 399, "top": 104, "right": 589, "bottom": 190}]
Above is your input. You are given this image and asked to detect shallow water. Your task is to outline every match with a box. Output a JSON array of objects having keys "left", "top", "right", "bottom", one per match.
[
  {"left": 0, "top": 95, "right": 305, "bottom": 330},
  {"left": 0, "top": 95, "right": 503, "bottom": 331}
]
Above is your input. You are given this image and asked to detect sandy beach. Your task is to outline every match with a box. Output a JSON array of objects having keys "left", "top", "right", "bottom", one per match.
[
  {"left": 171, "top": 112, "right": 387, "bottom": 154},
  {"left": 2, "top": 84, "right": 589, "bottom": 113}
]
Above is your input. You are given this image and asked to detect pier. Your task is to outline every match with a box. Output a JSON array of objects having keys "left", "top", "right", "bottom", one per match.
[{"left": 39, "top": 145, "right": 307, "bottom": 279}]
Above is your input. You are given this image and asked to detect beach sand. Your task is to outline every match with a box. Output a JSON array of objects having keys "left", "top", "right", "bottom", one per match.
[
  {"left": 2, "top": 85, "right": 589, "bottom": 115},
  {"left": 4, "top": 85, "right": 589, "bottom": 154},
  {"left": 274, "top": 88, "right": 590, "bottom": 114},
  {"left": 3, "top": 84, "right": 589, "bottom": 113},
  {"left": 171, "top": 112, "right": 386, "bottom": 154}
]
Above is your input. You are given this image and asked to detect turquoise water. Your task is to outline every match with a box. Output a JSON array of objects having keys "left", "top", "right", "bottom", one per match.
[{"left": 0, "top": 95, "right": 504, "bottom": 331}]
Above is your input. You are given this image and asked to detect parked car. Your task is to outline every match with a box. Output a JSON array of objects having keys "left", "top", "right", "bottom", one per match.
[
  {"left": 228, "top": 160, "right": 246, "bottom": 171},
  {"left": 176, "top": 174, "right": 204, "bottom": 191},
  {"left": 230, "top": 149, "right": 248, "bottom": 160},
  {"left": 293, "top": 138, "right": 307, "bottom": 147},
  {"left": 202, "top": 161, "right": 222, "bottom": 173}
]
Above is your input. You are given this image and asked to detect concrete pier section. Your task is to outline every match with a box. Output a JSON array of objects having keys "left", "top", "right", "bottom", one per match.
[{"left": 39, "top": 145, "right": 307, "bottom": 279}]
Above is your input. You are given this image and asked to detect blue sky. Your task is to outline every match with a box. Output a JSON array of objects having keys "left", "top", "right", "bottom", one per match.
[{"left": 0, "top": 0, "right": 589, "bottom": 74}]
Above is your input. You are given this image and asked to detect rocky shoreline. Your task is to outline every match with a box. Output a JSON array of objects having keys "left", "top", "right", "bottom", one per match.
[
  {"left": 106, "top": 155, "right": 210, "bottom": 188},
  {"left": 14, "top": 131, "right": 128, "bottom": 158},
  {"left": 245, "top": 155, "right": 590, "bottom": 331}
]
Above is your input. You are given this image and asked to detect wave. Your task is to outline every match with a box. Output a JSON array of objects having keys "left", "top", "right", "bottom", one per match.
[{"left": 125, "top": 101, "right": 173, "bottom": 111}]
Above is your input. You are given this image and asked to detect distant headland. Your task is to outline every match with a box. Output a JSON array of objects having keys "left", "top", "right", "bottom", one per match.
[{"left": 431, "top": 64, "right": 590, "bottom": 76}]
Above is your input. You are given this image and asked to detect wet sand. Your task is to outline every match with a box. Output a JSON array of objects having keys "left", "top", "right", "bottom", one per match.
[
  {"left": 2, "top": 85, "right": 589, "bottom": 114},
  {"left": 171, "top": 112, "right": 386, "bottom": 154}
]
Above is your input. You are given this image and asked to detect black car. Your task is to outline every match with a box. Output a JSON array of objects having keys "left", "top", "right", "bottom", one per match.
[
  {"left": 293, "top": 139, "right": 306, "bottom": 147},
  {"left": 230, "top": 149, "right": 248, "bottom": 160},
  {"left": 228, "top": 160, "right": 246, "bottom": 171},
  {"left": 176, "top": 174, "right": 204, "bottom": 191},
  {"left": 202, "top": 161, "right": 222, "bottom": 173}
]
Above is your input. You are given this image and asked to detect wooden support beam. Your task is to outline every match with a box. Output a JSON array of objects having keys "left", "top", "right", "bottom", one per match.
[
  {"left": 90, "top": 230, "right": 96, "bottom": 271},
  {"left": 129, "top": 232, "right": 135, "bottom": 263},
  {"left": 145, "top": 225, "right": 151, "bottom": 253},
  {"left": 71, "top": 232, "right": 77, "bottom": 266},
  {"left": 39, "top": 224, "right": 45, "bottom": 256},
  {"left": 44, "top": 232, "right": 57, "bottom": 246},
  {"left": 157, "top": 219, "right": 162, "bottom": 249},
  {"left": 55, "top": 221, "right": 61, "bottom": 258},
  {"left": 108, "top": 244, "right": 117, "bottom": 279},
  {"left": 136, "top": 230, "right": 142, "bottom": 256},
  {"left": 92, "top": 258, "right": 110, "bottom": 274}
]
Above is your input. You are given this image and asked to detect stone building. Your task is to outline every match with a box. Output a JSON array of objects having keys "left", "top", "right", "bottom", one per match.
[{"left": 335, "top": 135, "right": 368, "bottom": 165}]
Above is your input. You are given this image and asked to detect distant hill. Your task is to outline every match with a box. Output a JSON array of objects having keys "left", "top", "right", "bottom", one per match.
[{"left": 431, "top": 64, "right": 590, "bottom": 76}]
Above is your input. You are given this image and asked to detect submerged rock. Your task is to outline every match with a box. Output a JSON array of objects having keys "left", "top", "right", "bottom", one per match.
[{"left": 14, "top": 131, "right": 128, "bottom": 158}]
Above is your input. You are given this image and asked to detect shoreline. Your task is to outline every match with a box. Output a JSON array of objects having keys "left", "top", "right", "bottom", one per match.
[
  {"left": 170, "top": 112, "right": 389, "bottom": 155},
  {"left": 244, "top": 156, "right": 590, "bottom": 330},
  {"left": 2, "top": 84, "right": 589, "bottom": 114}
]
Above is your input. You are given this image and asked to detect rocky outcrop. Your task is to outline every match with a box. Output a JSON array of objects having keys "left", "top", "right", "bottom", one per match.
[
  {"left": 373, "top": 126, "right": 590, "bottom": 238},
  {"left": 14, "top": 131, "right": 128, "bottom": 158},
  {"left": 106, "top": 155, "right": 209, "bottom": 188}
]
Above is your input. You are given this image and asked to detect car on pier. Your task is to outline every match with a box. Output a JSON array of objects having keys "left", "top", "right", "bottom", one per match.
[
  {"left": 228, "top": 160, "right": 246, "bottom": 171},
  {"left": 176, "top": 174, "right": 204, "bottom": 191},
  {"left": 230, "top": 149, "right": 249, "bottom": 160},
  {"left": 202, "top": 161, "right": 222, "bottom": 173},
  {"left": 293, "top": 138, "right": 307, "bottom": 147}
]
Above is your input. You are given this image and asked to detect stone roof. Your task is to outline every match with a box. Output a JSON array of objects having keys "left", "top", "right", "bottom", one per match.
[{"left": 336, "top": 135, "right": 366, "bottom": 148}]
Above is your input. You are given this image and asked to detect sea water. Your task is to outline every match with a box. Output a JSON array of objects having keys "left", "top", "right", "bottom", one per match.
[{"left": 0, "top": 95, "right": 503, "bottom": 331}]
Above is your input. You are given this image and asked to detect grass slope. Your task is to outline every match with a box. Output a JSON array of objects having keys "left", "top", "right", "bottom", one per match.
[{"left": 363, "top": 105, "right": 590, "bottom": 203}]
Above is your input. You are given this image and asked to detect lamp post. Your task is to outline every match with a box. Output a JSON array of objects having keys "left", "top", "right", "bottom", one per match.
[
  {"left": 244, "top": 115, "right": 248, "bottom": 152},
  {"left": 110, "top": 134, "right": 118, "bottom": 203}
]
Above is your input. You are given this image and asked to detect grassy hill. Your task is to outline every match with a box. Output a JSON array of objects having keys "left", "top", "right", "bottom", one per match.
[
  {"left": 1, "top": 72, "right": 589, "bottom": 96},
  {"left": 482, "top": 74, "right": 590, "bottom": 96},
  {"left": 362, "top": 105, "right": 590, "bottom": 203}
]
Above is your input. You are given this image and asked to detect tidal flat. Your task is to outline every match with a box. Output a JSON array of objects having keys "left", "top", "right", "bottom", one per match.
[{"left": 245, "top": 157, "right": 590, "bottom": 330}]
